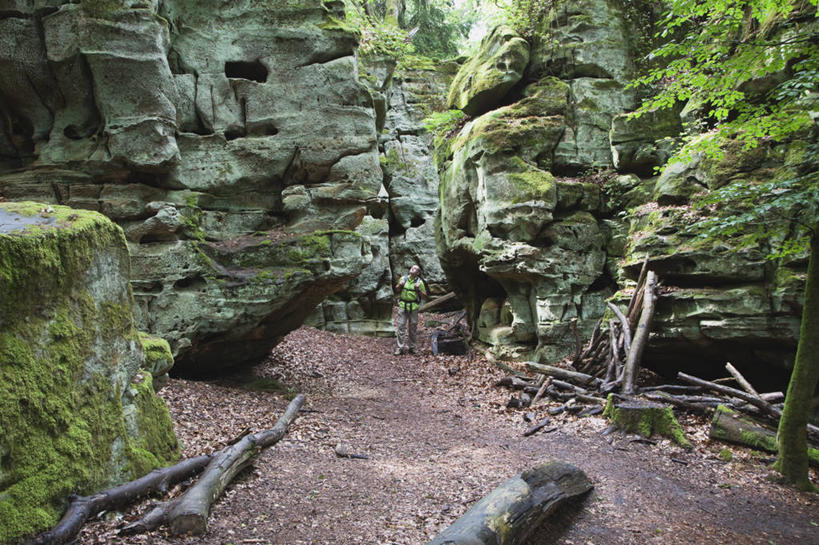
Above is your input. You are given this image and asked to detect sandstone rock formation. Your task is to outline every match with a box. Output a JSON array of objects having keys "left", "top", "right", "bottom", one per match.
[
  {"left": 0, "top": 0, "right": 379, "bottom": 373},
  {"left": 0, "top": 202, "right": 178, "bottom": 542},
  {"left": 306, "top": 56, "right": 456, "bottom": 335},
  {"left": 435, "top": 0, "right": 808, "bottom": 381}
]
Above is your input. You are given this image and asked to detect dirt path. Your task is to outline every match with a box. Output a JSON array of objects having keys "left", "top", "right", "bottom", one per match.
[{"left": 83, "top": 321, "right": 818, "bottom": 544}]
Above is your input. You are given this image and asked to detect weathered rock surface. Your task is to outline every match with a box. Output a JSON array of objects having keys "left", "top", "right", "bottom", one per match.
[
  {"left": 0, "top": 0, "right": 379, "bottom": 372},
  {"left": 0, "top": 202, "right": 178, "bottom": 542},
  {"left": 306, "top": 57, "right": 455, "bottom": 335},
  {"left": 435, "top": 0, "right": 807, "bottom": 380},
  {"left": 447, "top": 25, "right": 529, "bottom": 116}
]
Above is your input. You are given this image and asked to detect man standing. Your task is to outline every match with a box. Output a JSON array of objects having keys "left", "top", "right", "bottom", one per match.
[{"left": 394, "top": 264, "right": 426, "bottom": 355}]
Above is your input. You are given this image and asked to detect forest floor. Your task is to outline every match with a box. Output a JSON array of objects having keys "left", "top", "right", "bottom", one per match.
[{"left": 81, "top": 313, "right": 818, "bottom": 545}]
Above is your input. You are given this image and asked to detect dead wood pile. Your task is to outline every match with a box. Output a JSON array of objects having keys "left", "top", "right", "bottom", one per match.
[{"left": 495, "top": 256, "right": 818, "bottom": 449}]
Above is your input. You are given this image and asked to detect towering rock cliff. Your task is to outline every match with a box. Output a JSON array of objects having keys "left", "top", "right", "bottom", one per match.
[
  {"left": 435, "top": 0, "right": 811, "bottom": 383},
  {"left": 305, "top": 56, "right": 456, "bottom": 335},
  {"left": 0, "top": 0, "right": 382, "bottom": 374}
]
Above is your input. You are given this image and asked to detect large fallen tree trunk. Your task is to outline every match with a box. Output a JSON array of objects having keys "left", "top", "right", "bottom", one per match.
[
  {"left": 30, "top": 455, "right": 213, "bottom": 545},
  {"left": 424, "top": 461, "right": 593, "bottom": 545}
]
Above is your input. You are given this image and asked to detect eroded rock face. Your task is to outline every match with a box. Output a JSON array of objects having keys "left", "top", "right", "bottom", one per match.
[
  {"left": 437, "top": 5, "right": 623, "bottom": 361},
  {"left": 435, "top": 0, "right": 807, "bottom": 379},
  {"left": 447, "top": 26, "right": 530, "bottom": 116},
  {"left": 0, "top": 202, "right": 178, "bottom": 542},
  {"left": 306, "top": 57, "right": 456, "bottom": 335},
  {"left": 0, "top": 0, "right": 379, "bottom": 373}
]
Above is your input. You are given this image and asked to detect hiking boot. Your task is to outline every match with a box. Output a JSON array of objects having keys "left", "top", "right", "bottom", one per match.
[
  {"left": 393, "top": 347, "right": 403, "bottom": 356},
  {"left": 408, "top": 348, "right": 416, "bottom": 355}
]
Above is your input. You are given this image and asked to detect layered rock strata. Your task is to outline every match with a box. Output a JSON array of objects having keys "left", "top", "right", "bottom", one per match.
[
  {"left": 0, "top": 202, "right": 178, "bottom": 542},
  {"left": 307, "top": 57, "right": 456, "bottom": 335},
  {"left": 0, "top": 0, "right": 380, "bottom": 373},
  {"left": 435, "top": 0, "right": 808, "bottom": 381}
]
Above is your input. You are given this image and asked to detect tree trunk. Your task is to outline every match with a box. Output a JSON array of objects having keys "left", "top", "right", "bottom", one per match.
[
  {"left": 775, "top": 227, "right": 819, "bottom": 490},
  {"left": 603, "top": 394, "right": 691, "bottom": 447},
  {"left": 168, "top": 394, "right": 305, "bottom": 535},
  {"left": 424, "top": 462, "right": 593, "bottom": 545},
  {"left": 622, "top": 271, "right": 657, "bottom": 394}
]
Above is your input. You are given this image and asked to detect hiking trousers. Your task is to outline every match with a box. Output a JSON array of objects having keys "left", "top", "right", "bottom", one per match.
[{"left": 396, "top": 307, "right": 419, "bottom": 352}]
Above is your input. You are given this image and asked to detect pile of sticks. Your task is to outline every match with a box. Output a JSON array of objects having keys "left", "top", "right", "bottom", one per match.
[
  {"left": 574, "top": 256, "right": 656, "bottom": 394},
  {"left": 495, "top": 254, "right": 818, "bottom": 447}
]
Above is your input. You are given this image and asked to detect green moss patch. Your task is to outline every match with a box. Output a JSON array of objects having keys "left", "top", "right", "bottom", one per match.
[
  {"left": 604, "top": 394, "right": 691, "bottom": 447},
  {"left": 0, "top": 202, "right": 178, "bottom": 541}
]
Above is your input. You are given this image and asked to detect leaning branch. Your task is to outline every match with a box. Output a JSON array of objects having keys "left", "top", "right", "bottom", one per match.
[{"left": 167, "top": 394, "right": 305, "bottom": 536}]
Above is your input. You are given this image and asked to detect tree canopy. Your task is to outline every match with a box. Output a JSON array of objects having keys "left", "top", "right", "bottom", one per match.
[
  {"left": 344, "top": 0, "right": 476, "bottom": 59},
  {"left": 631, "top": 0, "right": 818, "bottom": 164}
]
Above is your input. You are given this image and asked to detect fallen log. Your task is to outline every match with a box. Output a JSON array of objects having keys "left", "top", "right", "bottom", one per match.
[
  {"left": 525, "top": 362, "right": 602, "bottom": 389},
  {"left": 531, "top": 377, "right": 552, "bottom": 405},
  {"left": 724, "top": 362, "right": 760, "bottom": 398},
  {"left": 168, "top": 394, "right": 305, "bottom": 536},
  {"left": 30, "top": 455, "right": 212, "bottom": 545},
  {"left": 622, "top": 271, "right": 657, "bottom": 394},
  {"left": 710, "top": 405, "right": 819, "bottom": 467},
  {"left": 120, "top": 394, "right": 306, "bottom": 537},
  {"left": 642, "top": 391, "right": 715, "bottom": 415},
  {"left": 495, "top": 376, "right": 534, "bottom": 390},
  {"left": 678, "top": 372, "right": 819, "bottom": 441},
  {"left": 424, "top": 462, "right": 593, "bottom": 545},
  {"left": 417, "top": 291, "right": 458, "bottom": 313}
]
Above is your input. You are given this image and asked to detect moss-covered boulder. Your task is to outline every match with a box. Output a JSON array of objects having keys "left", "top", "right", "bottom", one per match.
[
  {"left": 0, "top": 202, "right": 178, "bottom": 542},
  {"left": 447, "top": 26, "right": 529, "bottom": 116}
]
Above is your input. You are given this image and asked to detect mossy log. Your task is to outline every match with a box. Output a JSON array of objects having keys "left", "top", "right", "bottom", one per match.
[
  {"left": 603, "top": 395, "right": 691, "bottom": 447},
  {"left": 710, "top": 405, "right": 819, "bottom": 467},
  {"left": 424, "top": 461, "right": 593, "bottom": 545}
]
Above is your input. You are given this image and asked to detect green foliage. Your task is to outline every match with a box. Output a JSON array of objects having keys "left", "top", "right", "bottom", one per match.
[
  {"left": 691, "top": 145, "right": 819, "bottom": 259},
  {"left": 492, "top": 0, "right": 556, "bottom": 40},
  {"left": 344, "top": 1, "right": 415, "bottom": 59},
  {"left": 629, "top": 0, "right": 819, "bottom": 165},
  {"left": 407, "top": 0, "right": 472, "bottom": 58},
  {"left": 422, "top": 108, "right": 466, "bottom": 148},
  {"left": 344, "top": 0, "right": 470, "bottom": 60}
]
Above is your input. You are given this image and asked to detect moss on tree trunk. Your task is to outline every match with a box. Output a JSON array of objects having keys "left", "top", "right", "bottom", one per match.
[{"left": 774, "top": 226, "right": 819, "bottom": 491}]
